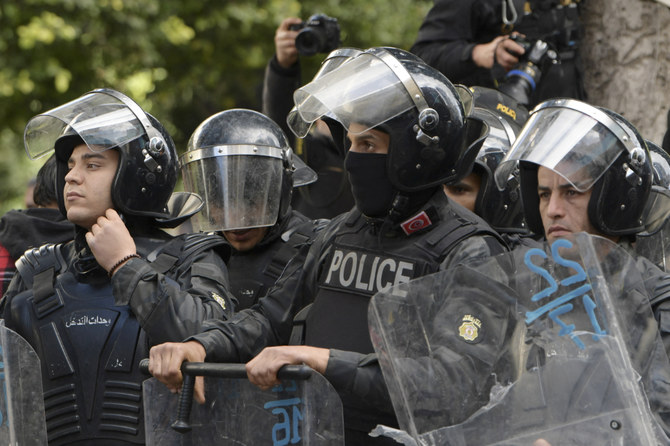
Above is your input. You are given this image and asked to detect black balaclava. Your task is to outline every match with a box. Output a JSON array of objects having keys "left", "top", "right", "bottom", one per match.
[{"left": 344, "top": 151, "right": 396, "bottom": 218}]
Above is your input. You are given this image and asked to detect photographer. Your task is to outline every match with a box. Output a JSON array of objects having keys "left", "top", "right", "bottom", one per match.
[
  {"left": 410, "top": 0, "right": 587, "bottom": 107},
  {"left": 262, "top": 16, "right": 354, "bottom": 220}
]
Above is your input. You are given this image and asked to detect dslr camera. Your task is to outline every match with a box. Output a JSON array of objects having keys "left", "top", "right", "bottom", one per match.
[
  {"left": 497, "top": 34, "right": 558, "bottom": 107},
  {"left": 289, "top": 14, "right": 340, "bottom": 57}
]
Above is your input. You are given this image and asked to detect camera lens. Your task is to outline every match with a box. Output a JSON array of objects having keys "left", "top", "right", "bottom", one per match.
[
  {"left": 498, "top": 63, "right": 539, "bottom": 107},
  {"left": 295, "top": 29, "right": 325, "bottom": 57}
]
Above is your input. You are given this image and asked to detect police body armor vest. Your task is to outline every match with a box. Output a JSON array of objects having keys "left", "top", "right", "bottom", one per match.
[
  {"left": 10, "top": 232, "right": 227, "bottom": 445},
  {"left": 227, "top": 217, "right": 328, "bottom": 310},
  {"left": 304, "top": 205, "right": 506, "bottom": 354}
]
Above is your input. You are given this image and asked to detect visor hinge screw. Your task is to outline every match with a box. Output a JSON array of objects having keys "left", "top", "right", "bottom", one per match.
[
  {"left": 620, "top": 204, "right": 626, "bottom": 211},
  {"left": 609, "top": 420, "right": 621, "bottom": 430}
]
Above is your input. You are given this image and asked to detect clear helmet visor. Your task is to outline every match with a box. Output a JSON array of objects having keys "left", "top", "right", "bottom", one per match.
[
  {"left": 289, "top": 51, "right": 415, "bottom": 137},
  {"left": 180, "top": 145, "right": 284, "bottom": 232},
  {"left": 286, "top": 48, "right": 362, "bottom": 138},
  {"left": 289, "top": 150, "right": 318, "bottom": 187},
  {"left": 495, "top": 100, "right": 634, "bottom": 192},
  {"left": 24, "top": 90, "right": 149, "bottom": 160}
]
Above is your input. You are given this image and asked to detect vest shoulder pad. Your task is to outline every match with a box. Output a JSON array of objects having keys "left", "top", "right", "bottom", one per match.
[
  {"left": 148, "top": 233, "right": 231, "bottom": 275},
  {"left": 420, "top": 207, "right": 507, "bottom": 260},
  {"left": 15, "top": 243, "right": 67, "bottom": 289}
]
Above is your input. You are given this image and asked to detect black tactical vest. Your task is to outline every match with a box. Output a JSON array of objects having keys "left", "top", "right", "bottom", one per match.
[
  {"left": 227, "top": 216, "right": 327, "bottom": 310},
  {"left": 305, "top": 205, "right": 506, "bottom": 354},
  {"left": 6, "top": 233, "right": 228, "bottom": 445}
]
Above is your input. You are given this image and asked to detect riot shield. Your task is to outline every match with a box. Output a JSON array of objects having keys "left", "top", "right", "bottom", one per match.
[
  {"left": 143, "top": 362, "right": 344, "bottom": 445},
  {"left": 369, "top": 233, "right": 670, "bottom": 445},
  {"left": 0, "top": 320, "right": 48, "bottom": 445}
]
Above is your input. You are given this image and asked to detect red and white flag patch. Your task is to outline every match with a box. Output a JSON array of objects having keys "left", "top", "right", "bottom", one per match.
[{"left": 400, "top": 210, "right": 432, "bottom": 236}]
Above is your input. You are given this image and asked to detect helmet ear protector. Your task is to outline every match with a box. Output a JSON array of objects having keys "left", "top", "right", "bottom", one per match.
[
  {"left": 588, "top": 108, "right": 651, "bottom": 236},
  {"left": 374, "top": 48, "right": 487, "bottom": 192}
]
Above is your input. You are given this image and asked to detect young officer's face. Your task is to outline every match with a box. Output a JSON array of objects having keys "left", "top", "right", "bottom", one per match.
[
  {"left": 64, "top": 143, "right": 118, "bottom": 230},
  {"left": 443, "top": 172, "right": 482, "bottom": 212},
  {"left": 537, "top": 166, "right": 603, "bottom": 243}
]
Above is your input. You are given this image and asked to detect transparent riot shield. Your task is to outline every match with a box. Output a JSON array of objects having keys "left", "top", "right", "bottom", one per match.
[
  {"left": 369, "top": 233, "right": 670, "bottom": 445},
  {"left": 0, "top": 320, "right": 48, "bottom": 445},
  {"left": 142, "top": 362, "right": 344, "bottom": 445}
]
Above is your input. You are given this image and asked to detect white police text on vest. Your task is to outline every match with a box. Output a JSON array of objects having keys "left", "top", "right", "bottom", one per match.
[{"left": 323, "top": 247, "right": 416, "bottom": 297}]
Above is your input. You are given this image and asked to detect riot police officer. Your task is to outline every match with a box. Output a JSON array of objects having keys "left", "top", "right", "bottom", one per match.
[
  {"left": 1, "top": 89, "right": 234, "bottom": 445},
  {"left": 149, "top": 47, "right": 514, "bottom": 445},
  {"left": 181, "top": 108, "right": 326, "bottom": 309},
  {"left": 494, "top": 98, "right": 670, "bottom": 435},
  {"left": 443, "top": 86, "right": 533, "bottom": 247}
]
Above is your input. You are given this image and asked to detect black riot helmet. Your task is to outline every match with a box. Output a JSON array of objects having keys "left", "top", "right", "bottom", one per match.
[
  {"left": 180, "top": 109, "right": 316, "bottom": 232},
  {"left": 496, "top": 99, "right": 652, "bottom": 237},
  {"left": 468, "top": 86, "right": 529, "bottom": 233},
  {"left": 289, "top": 46, "right": 487, "bottom": 193},
  {"left": 24, "top": 88, "right": 178, "bottom": 222}
]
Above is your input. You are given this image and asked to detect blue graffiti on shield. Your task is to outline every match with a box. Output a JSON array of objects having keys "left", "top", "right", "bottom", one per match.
[
  {"left": 264, "top": 380, "right": 304, "bottom": 445},
  {"left": 524, "top": 239, "right": 606, "bottom": 349}
]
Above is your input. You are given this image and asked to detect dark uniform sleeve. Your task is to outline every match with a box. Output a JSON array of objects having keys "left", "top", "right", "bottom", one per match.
[
  {"left": 261, "top": 55, "right": 302, "bottom": 144},
  {"left": 410, "top": 0, "right": 500, "bottom": 87},
  {"left": 111, "top": 248, "right": 234, "bottom": 346}
]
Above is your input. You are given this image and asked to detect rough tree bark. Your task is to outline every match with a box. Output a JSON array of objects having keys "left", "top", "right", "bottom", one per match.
[{"left": 581, "top": 0, "right": 670, "bottom": 145}]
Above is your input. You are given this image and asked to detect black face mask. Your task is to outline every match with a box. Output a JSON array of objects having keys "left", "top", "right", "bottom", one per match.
[{"left": 345, "top": 151, "right": 396, "bottom": 218}]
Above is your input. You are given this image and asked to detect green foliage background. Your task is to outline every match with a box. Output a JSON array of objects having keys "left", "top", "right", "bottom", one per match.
[{"left": 0, "top": 0, "right": 432, "bottom": 215}]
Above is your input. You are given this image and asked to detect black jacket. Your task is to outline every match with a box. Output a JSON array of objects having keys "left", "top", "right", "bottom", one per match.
[
  {"left": 0, "top": 207, "right": 74, "bottom": 296},
  {"left": 226, "top": 209, "right": 328, "bottom": 309},
  {"left": 410, "top": 0, "right": 586, "bottom": 106}
]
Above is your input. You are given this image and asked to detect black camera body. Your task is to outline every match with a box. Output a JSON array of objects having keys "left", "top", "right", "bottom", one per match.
[
  {"left": 289, "top": 14, "right": 340, "bottom": 56},
  {"left": 497, "top": 34, "right": 558, "bottom": 107}
]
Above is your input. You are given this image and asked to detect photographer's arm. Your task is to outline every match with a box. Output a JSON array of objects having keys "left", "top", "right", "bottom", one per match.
[
  {"left": 262, "top": 17, "right": 303, "bottom": 143},
  {"left": 274, "top": 17, "right": 301, "bottom": 69}
]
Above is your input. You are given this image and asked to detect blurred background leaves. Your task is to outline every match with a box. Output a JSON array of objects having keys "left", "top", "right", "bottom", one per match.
[{"left": 0, "top": 0, "right": 431, "bottom": 214}]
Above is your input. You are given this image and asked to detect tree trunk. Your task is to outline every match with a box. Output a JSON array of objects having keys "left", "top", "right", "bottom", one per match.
[{"left": 581, "top": 0, "right": 670, "bottom": 145}]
